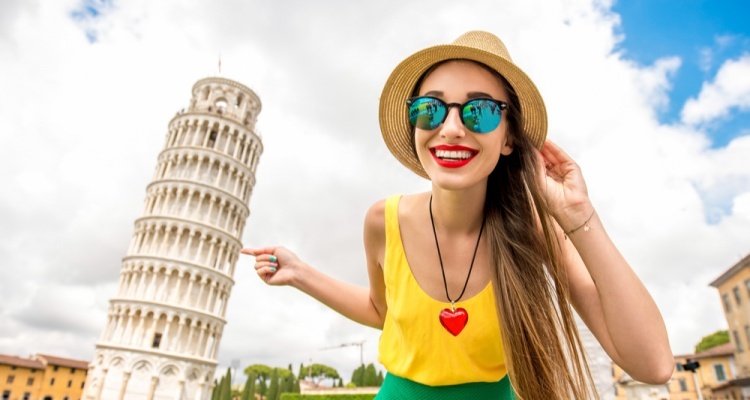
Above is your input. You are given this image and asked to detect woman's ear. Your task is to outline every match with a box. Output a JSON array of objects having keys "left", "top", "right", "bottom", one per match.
[{"left": 501, "top": 137, "right": 514, "bottom": 156}]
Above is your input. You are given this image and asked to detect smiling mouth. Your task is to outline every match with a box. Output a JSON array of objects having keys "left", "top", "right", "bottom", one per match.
[
  {"left": 432, "top": 149, "right": 476, "bottom": 161},
  {"left": 429, "top": 147, "right": 478, "bottom": 168}
]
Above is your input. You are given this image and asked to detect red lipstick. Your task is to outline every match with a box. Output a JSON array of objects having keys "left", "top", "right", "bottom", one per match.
[{"left": 430, "top": 145, "right": 478, "bottom": 168}]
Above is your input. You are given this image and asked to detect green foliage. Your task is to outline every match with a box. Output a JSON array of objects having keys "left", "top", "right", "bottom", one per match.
[
  {"left": 363, "top": 364, "right": 377, "bottom": 386},
  {"left": 280, "top": 395, "right": 376, "bottom": 400},
  {"left": 350, "top": 364, "right": 382, "bottom": 387},
  {"left": 298, "top": 363, "right": 340, "bottom": 386},
  {"left": 211, "top": 378, "right": 220, "bottom": 400},
  {"left": 245, "top": 364, "right": 273, "bottom": 383},
  {"left": 283, "top": 374, "right": 295, "bottom": 393},
  {"left": 350, "top": 365, "right": 364, "bottom": 387},
  {"left": 241, "top": 373, "right": 255, "bottom": 400},
  {"left": 695, "top": 330, "right": 730, "bottom": 353},
  {"left": 220, "top": 368, "right": 232, "bottom": 400},
  {"left": 377, "top": 371, "right": 384, "bottom": 386},
  {"left": 268, "top": 368, "right": 280, "bottom": 400}
]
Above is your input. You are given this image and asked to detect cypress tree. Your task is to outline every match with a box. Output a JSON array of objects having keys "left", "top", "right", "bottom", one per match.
[
  {"left": 211, "top": 377, "right": 220, "bottom": 400},
  {"left": 241, "top": 373, "right": 255, "bottom": 400},
  {"left": 377, "top": 370, "right": 384, "bottom": 386},
  {"left": 363, "top": 364, "right": 377, "bottom": 386},
  {"left": 220, "top": 368, "right": 232, "bottom": 400},
  {"left": 351, "top": 365, "right": 364, "bottom": 387},
  {"left": 282, "top": 374, "right": 293, "bottom": 394},
  {"left": 247, "top": 372, "right": 257, "bottom": 400},
  {"left": 267, "top": 368, "right": 279, "bottom": 400}
]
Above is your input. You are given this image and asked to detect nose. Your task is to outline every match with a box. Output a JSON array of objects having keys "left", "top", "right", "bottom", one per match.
[{"left": 439, "top": 106, "right": 466, "bottom": 140}]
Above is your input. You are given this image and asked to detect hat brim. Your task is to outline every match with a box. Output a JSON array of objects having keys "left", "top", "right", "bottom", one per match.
[{"left": 379, "top": 43, "right": 548, "bottom": 179}]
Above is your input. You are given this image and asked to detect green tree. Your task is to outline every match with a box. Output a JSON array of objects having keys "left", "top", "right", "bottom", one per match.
[
  {"left": 241, "top": 372, "right": 256, "bottom": 400},
  {"left": 298, "top": 363, "right": 340, "bottom": 386},
  {"left": 363, "top": 364, "right": 377, "bottom": 386},
  {"left": 350, "top": 365, "right": 364, "bottom": 387},
  {"left": 282, "top": 374, "right": 294, "bottom": 394},
  {"left": 211, "top": 378, "right": 220, "bottom": 400},
  {"left": 377, "top": 370, "right": 384, "bottom": 386},
  {"left": 268, "top": 369, "right": 280, "bottom": 400},
  {"left": 245, "top": 364, "right": 273, "bottom": 390},
  {"left": 695, "top": 330, "right": 730, "bottom": 353},
  {"left": 259, "top": 379, "right": 267, "bottom": 398},
  {"left": 220, "top": 368, "right": 232, "bottom": 400}
]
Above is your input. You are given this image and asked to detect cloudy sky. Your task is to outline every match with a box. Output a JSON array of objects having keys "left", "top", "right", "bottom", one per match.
[{"left": 1, "top": 0, "right": 749, "bottom": 385}]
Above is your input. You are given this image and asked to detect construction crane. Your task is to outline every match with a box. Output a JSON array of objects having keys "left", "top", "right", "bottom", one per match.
[{"left": 319, "top": 340, "right": 366, "bottom": 366}]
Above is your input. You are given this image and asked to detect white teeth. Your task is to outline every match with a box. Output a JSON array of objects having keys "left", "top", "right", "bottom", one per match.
[{"left": 435, "top": 150, "right": 473, "bottom": 159}]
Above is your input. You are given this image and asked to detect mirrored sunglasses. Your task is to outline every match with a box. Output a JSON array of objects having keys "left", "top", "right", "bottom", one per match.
[{"left": 406, "top": 96, "right": 508, "bottom": 134}]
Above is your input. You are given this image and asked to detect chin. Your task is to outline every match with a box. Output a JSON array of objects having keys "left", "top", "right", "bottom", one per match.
[{"left": 427, "top": 172, "right": 487, "bottom": 192}]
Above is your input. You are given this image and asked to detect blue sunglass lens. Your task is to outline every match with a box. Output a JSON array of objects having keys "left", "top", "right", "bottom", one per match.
[
  {"left": 462, "top": 99, "right": 502, "bottom": 133},
  {"left": 408, "top": 97, "right": 503, "bottom": 133},
  {"left": 409, "top": 97, "right": 446, "bottom": 130}
]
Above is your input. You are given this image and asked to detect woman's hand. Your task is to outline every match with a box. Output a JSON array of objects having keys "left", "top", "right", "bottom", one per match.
[
  {"left": 240, "top": 246, "right": 305, "bottom": 287},
  {"left": 534, "top": 139, "right": 593, "bottom": 231}
]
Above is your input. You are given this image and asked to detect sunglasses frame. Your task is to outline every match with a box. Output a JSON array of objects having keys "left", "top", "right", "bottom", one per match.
[{"left": 406, "top": 96, "right": 509, "bottom": 134}]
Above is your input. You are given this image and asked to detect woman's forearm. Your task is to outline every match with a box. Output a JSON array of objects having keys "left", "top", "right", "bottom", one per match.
[
  {"left": 567, "top": 211, "right": 673, "bottom": 383},
  {"left": 292, "top": 264, "right": 385, "bottom": 330}
]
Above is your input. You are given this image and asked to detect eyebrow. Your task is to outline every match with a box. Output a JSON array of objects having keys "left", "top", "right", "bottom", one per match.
[{"left": 422, "top": 90, "right": 498, "bottom": 99}]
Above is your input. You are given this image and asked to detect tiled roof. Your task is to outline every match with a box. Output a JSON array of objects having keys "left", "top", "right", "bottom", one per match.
[
  {"left": 36, "top": 354, "right": 90, "bottom": 370},
  {"left": 692, "top": 342, "right": 736, "bottom": 359},
  {"left": 675, "top": 342, "right": 736, "bottom": 360},
  {"left": 0, "top": 354, "right": 45, "bottom": 369}
]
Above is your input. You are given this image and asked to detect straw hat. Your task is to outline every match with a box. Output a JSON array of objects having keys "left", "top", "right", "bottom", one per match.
[{"left": 379, "top": 31, "right": 547, "bottom": 179}]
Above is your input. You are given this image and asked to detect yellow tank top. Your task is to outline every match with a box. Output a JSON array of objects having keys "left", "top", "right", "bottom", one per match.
[{"left": 377, "top": 195, "right": 508, "bottom": 386}]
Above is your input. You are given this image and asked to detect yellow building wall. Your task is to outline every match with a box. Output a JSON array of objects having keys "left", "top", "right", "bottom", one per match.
[
  {"left": 0, "top": 365, "right": 44, "bottom": 400},
  {"left": 614, "top": 354, "right": 735, "bottom": 400},
  {"left": 695, "top": 354, "right": 735, "bottom": 399},
  {"left": 36, "top": 365, "right": 87, "bottom": 400},
  {"left": 716, "top": 266, "right": 750, "bottom": 376},
  {"left": 669, "top": 356, "right": 700, "bottom": 400}
]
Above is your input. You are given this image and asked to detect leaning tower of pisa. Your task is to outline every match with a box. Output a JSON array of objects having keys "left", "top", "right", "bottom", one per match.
[{"left": 83, "top": 77, "right": 263, "bottom": 400}]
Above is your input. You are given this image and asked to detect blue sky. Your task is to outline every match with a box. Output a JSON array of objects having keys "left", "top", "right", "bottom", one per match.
[{"left": 614, "top": 0, "right": 750, "bottom": 147}]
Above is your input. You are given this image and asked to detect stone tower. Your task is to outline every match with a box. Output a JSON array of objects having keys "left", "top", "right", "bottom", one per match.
[{"left": 83, "top": 77, "right": 262, "bottom": 400}]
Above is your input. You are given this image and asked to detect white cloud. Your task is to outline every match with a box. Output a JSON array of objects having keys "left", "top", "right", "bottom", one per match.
[
  {"left": 1, "top": 0, "right": 749, "bottom": 386},
  {"left": 682, "top": 55, "right": 750, "bottom": 125}
]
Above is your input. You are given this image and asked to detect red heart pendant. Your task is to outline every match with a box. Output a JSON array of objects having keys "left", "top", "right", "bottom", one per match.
[{"left": 439, "top": 308, "right": 468, "bottom": 336}]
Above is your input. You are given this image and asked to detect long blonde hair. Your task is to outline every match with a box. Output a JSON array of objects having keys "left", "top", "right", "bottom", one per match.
[{"left": 486, "top": 75, "right": 596, "bottom": 399}]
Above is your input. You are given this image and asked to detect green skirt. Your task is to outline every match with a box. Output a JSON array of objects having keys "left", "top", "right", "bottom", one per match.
[{"left": 375, "top": 373, "right": 516, "bottom": 399}]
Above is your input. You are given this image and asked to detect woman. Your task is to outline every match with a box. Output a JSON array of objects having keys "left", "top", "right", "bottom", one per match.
[{"left": 242, "top": 31, "right": 673, "bottom": 399}]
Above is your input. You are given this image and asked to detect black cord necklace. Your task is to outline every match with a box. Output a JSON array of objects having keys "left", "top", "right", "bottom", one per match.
[{"left": 429, "top": 195, "right": 486, "bottom": 336}]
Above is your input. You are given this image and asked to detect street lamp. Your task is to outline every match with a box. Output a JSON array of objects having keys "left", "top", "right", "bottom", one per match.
[{"left": 682, "top": 360, "right": 703, "bottom": 400}]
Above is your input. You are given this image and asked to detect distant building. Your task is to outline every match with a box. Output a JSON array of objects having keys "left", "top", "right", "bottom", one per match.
[
  {"left": 612, "top": 342, "right": 737, "bottom": 400},
  {"left": 708, "top": 252, "right": 750, "bottom": 397},
  {"left": 0, "top": 353, "right": 89, "bottom": 400}
]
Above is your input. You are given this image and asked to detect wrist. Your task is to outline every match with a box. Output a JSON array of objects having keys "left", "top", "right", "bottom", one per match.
[
  {"left": 554, "top": 201, "right": 595, "bottom": 233},
  {"left": 289, "top": 261, "right": 313, "bottom": 290}
]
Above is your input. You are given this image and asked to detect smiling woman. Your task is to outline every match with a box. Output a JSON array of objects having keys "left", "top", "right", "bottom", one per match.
[{"left": 242, "top": 31, "right": 674, "bottom": 399}]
